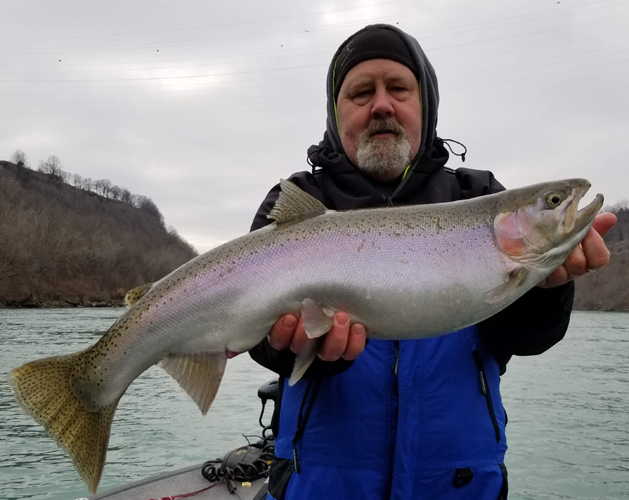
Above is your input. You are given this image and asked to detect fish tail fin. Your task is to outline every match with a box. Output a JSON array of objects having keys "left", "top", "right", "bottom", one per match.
[{"left": 8, "top": 352, "right": 119, "bottom": 494}]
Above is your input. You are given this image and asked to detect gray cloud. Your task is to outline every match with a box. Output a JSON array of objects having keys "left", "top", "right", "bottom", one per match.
[{"left": 1, "top": 0, "right": 627, "bottom": 253}]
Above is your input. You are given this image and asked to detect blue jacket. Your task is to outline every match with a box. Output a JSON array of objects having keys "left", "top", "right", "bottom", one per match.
[{"left": 268, "top": 328, "right": 508, "bottom": 500}]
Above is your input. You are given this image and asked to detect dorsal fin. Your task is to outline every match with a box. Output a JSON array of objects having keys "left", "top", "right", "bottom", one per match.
[
  {"left": 267, "top": 179, "right": 327, "bottom": 225},
  {"left": 124, "top": 283, "right": 153, "bottom": 308}
]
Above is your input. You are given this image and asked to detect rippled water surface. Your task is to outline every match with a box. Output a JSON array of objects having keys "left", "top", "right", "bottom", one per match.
[{"left": 1, "top": 309, "right": 627, "bottom": 499}]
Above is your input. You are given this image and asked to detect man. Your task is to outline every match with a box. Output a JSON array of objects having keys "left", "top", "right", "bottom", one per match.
[{"left": 249, "top": 25, "right": 615, "bottom": 500}]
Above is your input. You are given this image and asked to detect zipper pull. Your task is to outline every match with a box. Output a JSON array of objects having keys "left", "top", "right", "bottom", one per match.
[
  {"left": 478, "top": 370, "right": 488, "bottom": 395},
  {"left": 292, "top": 444, "right": 300, "bottom": 474},
  {"left": 392, "top": 341, "right": 399, "bottom": 376}
]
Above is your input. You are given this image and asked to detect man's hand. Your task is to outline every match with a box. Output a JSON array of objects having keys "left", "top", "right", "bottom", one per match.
[
  {"left": 538, "top": 212, "right": 617, "bottom": 288},
  {"left": 268, "top": 312, "right": 367, "bottom": 362}
]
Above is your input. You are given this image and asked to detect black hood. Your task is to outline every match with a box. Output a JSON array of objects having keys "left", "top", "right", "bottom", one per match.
[{"left": 307, "top": 24, "right": 450, "bottom": 205}]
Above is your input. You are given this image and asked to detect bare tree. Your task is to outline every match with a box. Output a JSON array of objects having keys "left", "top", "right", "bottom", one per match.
[
  {"left": 38, "top": 155, "right": 65, "bottom": 182},
  {"left": 83, "top": 177, "right": 93, "bottom": 192},
  {"left": 92, "top": 179, "right": 112, "bottom": 197},
  {"left": 11, "top": 149, "right": 31, "bottom": 169},
  {"left": 71, "top": 173, "right": 83, "bottom": 188},
  {"left": 100, "top": 179, "right": 112, "bottom": 198},
  {"left": 109, "top": 185, "right": 122, "bottom": 201},
  {"left": 92, "top": 179, "right": 105, "bottom": 196},
  {"left": 612, "top": 200, "right": 629, "bottom": 213},
  {"left": 121, "top": 188, "right": 132, "bottom": 205},
  {"left": 603, "top": 199, "right": 629, "bottom": 214},
  {"left": 131, "top": 193, "right": 143, "bottom": 208}
]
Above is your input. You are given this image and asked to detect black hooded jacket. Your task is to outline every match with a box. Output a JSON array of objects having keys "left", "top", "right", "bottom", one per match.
[{"left": 249, "top": 24, "right": 574, "bottom": 383}]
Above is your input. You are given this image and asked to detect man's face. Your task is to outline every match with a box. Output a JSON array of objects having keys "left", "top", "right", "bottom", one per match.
[{"left": 336, "top": 59, "right": 422, "bottom": 182}]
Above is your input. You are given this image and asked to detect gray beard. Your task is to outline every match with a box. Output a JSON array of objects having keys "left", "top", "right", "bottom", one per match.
[{"left": 355, "top": 128, "right": 412, "bottom": 182}]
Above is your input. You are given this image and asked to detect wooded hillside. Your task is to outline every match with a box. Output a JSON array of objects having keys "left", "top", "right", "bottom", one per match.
[
  {"left": 574, "top": 205, "right": 629, "bottom": 311},
  {"left": 0, "top": 158, "right": 625, "bottom": 310},
  {"left": 0, "top": 161, "right": 197, "bottom": 307}
]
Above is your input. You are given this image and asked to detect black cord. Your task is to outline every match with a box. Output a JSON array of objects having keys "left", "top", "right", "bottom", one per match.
[
  {"left": 440, "top": 138, "right": 467, "bottom": 162},
  {"left": 291, "top": 378, "right": 321, "bottom": 473},
  {"left": 201, "top": 438, "right": 275, "bottom": 485}
]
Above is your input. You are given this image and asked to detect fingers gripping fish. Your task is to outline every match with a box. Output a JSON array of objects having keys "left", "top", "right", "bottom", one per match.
[{"left": 8, "top": 178, "right": 603, "bottom": 493}]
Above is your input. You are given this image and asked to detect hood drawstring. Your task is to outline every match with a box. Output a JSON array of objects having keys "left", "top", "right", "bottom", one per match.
[
  {"left": 441, "top": 138, "right": 467, "bottom": 163},
  {"left": 307, "top": 154, "right": 318, "bottom": 175}
]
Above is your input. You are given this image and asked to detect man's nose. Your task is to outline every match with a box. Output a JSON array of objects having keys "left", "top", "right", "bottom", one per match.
[{"left": 370, "top": 88, "right": 395, "bottom": 118}]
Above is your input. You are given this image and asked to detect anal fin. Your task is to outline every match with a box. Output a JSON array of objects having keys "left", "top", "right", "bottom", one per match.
[{"left": 160, "top": 352, "right": 227, "bottom": 415}]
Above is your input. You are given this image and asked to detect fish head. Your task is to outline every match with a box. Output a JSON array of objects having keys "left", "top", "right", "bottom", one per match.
[{"left": 493, "top": 179, "right": 603, "bottom": 272}]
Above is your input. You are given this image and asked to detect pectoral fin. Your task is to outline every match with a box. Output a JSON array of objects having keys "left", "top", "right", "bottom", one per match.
[
  {"left": 160, "top": 352, "right": 227, "bottom": 415},
  {"left": 288, "top": 299, "right": 340, "bottom": 385},
  {"left": 289, "top": 337, "right": 324, "bottom": 386},
  {"left": 484, "top": 267, "right": 529, "bottom": 304},
  {"left": 301, "top": 298, "right": 336, "bottom": 339}
]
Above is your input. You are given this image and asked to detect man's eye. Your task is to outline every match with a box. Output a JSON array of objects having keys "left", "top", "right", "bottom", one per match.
[
  {"left": 354, "top": 90, "right": 372, "bottom": 98},
  {"left": 391, "top": 86, "right": 407, "bottom": 92}
]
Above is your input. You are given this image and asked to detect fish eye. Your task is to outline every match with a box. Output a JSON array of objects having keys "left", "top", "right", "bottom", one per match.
[{"left": 546, "top": 193, "right": 563, "bottom": 208}]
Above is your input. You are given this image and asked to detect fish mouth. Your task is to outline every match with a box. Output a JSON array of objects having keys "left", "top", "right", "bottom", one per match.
[{"left": 571, "top": 191, "right": 604, "bottom": 235}]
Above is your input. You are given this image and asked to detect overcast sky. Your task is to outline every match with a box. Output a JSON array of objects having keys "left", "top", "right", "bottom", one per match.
[{"left": 1, "top": 0, "right": 627, "bottom": 253}]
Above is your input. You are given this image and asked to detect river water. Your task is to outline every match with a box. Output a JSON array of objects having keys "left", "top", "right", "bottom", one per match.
[{"left": 0, "top": 309, "right": 627, "bottom": 500}]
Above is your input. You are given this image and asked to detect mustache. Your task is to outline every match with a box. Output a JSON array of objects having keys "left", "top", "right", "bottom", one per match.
[{"left": 367, "top": 118, "right": 404, "bottom": 137}]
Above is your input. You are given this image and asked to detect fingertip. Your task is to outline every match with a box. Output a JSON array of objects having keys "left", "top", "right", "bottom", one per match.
[
  {"left": 352, "top": 323, "right": 366, "bottom": 339},
  {"left": 334, "top": 311, "right": 350, "bottom": 328},
  {"left": 268, "top": 315, "right": 298, "bottom": 350},
  {"left": 593, "top": 212, "right": 617, "bottom": 237},
  {"left": 282, "top": 314, "right": 297, "bottom": 330}
]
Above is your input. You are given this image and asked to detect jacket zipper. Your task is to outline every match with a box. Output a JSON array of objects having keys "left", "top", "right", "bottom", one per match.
[
  {"left": 392, "top": 341, "right": 399, "bottom": 396},
  {"left": 472, "top": 350, "right": 500, "bottom": 442},
  {"left": 392, "top": 341, "right": 399, "bottom": 375}
]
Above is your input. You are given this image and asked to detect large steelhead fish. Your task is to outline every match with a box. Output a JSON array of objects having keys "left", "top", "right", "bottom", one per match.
[{"left": 9, "top": 178, "right": 602, "bottom": 493}]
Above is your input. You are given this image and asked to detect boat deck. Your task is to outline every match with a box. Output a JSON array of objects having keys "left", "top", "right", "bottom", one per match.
[{"left": 90, "top": 463, "right": 267, "bottom": 500}]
